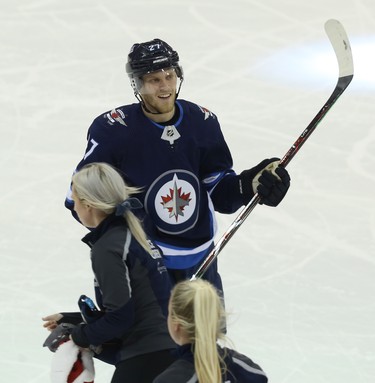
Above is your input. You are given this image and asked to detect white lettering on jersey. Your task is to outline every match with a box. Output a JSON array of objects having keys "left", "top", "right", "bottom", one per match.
[
  {"left": 83, "top": 139, "right": 98, "bottom": 160},
  {"left": 148, "top": 240, "right": 162, "bottom": 259}
]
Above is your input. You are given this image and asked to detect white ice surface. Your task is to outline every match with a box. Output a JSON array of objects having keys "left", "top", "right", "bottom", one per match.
[{"left": 1, "top": 1, "right": 374, "bottom": 382}]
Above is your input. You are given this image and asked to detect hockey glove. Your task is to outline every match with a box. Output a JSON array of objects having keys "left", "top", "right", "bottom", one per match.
[
  {"left": 240, "top": 158, "right": 290, "bottom": 207},
  {"left": 50, "top": 339, "right": 95, "bottom": 383}
]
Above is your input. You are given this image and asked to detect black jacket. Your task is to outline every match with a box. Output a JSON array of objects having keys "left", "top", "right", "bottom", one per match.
[
  {"left": 71, "top": 215, "right": 176, "bottom": 364},
  {"left": 153, "top": 343, "right": 268, "bottom": 383}
]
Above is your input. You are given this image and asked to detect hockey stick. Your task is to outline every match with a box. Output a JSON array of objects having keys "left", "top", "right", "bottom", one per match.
[{"left": 191, "top": 19, "right": 354, "bottom": 281}]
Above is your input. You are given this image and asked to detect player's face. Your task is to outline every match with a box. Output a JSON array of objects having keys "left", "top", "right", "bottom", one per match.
[{"left": 140, "top": 68, "right": 177, "bottom": 116}]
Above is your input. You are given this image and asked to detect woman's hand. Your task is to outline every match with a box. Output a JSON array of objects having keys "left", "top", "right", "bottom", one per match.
[{"left": 42, "top": 313, "right": 63, "bottom": 331}]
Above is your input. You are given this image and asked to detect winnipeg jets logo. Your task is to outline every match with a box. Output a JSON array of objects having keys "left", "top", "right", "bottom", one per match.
[
  {"left": 144, "top": 170, "right": 199, "bottom": 234},
  {"left": 161, "top": 177, "right": 191, "bottom": 221},
  {"left": 198, "top": 105, "right": 215, "bottom": 120}
]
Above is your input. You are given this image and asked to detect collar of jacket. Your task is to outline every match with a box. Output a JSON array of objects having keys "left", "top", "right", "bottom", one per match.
[{"left": 81, "top": 214, "right": 126, "bottom": 248}]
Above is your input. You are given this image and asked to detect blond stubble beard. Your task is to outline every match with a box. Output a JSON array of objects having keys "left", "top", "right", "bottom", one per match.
[{"left": 142, "top": 94, "right": 176, "bottom": 118}]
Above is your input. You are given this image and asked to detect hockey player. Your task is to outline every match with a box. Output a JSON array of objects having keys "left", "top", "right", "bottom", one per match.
[
  {"left": 44, "top": 163, "right": 176, "bottom": 383},
  {"left": 65, "top": 38, "right": 291, "bottom": 292},
  {"left": 153, "top": 278, "right": 268, "bottom": 383}
]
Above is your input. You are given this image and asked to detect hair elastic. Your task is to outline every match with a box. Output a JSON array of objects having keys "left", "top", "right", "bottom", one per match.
[{"left": 115, "top": 197, "right": 143, "bottom": 216}]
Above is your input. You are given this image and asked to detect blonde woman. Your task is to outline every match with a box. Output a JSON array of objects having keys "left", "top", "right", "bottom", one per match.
[
  {"left": 154, "top": 279, "right": 268, "bottom": 383},
  {"left": 42, "top": 162, "right": 176, "bottom": 383}
]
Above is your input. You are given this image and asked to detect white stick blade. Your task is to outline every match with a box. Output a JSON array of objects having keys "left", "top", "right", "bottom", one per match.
[{"left": 324, "top": 19, "right": 354, "bottom": 78}]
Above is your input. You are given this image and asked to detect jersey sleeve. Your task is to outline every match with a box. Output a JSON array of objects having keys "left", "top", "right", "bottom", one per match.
[
  {"left": 209, "top": 172, "right": 245, "bottom": 213},
  {"left": 198, "top": 112, "right": 244, "bottom": 214}
]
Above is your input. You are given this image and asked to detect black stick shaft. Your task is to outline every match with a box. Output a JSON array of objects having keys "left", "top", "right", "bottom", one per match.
[
  {"left": 191, "top": 74, "right": 353, "bottom": 281},
  {"left": 191, "top": 20, "right": 354, "bottom": 281}
]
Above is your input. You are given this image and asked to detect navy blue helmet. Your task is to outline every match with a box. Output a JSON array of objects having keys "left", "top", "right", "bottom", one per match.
[
  {"left": 126, "top": 38, "right": 183, "bottom": 79},
  {"left": 126, "top": 38, "right": 184, "bottom": 101}
]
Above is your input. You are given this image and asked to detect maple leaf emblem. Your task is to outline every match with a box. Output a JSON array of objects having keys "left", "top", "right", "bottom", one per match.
[{"left": 161, "top": 179, "right": 191, "bottom": 221}]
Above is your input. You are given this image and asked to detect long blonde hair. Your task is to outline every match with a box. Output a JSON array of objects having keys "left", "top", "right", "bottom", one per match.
[
  {"left": 169, "top": 279, "right": 226, "bottom": 383},
  {"left": 72, "top": 162, "right": 151, "bottom": 253}
]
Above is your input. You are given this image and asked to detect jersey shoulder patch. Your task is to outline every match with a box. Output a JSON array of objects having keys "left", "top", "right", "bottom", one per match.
[
  {"left": 100, "top": 103, "right": 140, "bottom": 127},
  {"left": 178, "top": 99, "right": 217, "bottom": 122},
  {"left": 103, "top": 107, "right": 128, "bottom": 126},
  {"left": 197, "top": 104, "right": 217, "bottom": 121}
]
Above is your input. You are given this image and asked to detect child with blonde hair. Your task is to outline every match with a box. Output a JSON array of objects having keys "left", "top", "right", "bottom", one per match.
[{"left": 154, "top": 279, "right": 268, "bottom": 383}]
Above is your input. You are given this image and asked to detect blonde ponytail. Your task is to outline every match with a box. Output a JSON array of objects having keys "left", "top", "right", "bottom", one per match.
[
  {"left": 72, "top": 162, "right": 151, "bottom": 253},
  {"left": 169, "top": 279, "right": 226, "bottom": 383}
]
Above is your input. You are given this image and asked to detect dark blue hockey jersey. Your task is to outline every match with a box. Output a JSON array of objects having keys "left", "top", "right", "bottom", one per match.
[{"left": 66, "top": 100, "right": 245, "bottom": 269}]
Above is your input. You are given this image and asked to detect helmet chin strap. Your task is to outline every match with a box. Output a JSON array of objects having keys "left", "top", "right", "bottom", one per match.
[{"left": 136, "top": 93, "right": 163, "bottom": 115}]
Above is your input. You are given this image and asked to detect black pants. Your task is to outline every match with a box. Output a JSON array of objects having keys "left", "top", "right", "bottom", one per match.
[
  {"left": 168, "top": 257, "right": 224, "bottom": 297},
  {"left": 168, "top": 258, "right": 227, "bottom": 333},
  {"left": 111, "top": 349, "right": 176, "bottom": 383}
]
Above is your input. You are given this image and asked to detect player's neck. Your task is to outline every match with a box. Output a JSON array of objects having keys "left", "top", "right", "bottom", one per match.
[{"left": 142, "top": 105, "right": 176, "bottom": 124}]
